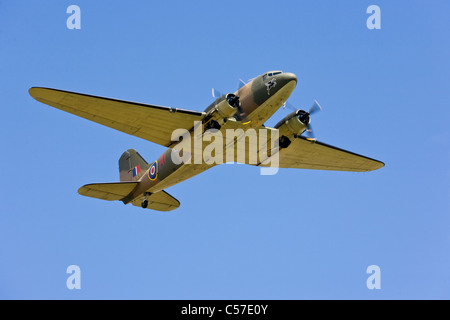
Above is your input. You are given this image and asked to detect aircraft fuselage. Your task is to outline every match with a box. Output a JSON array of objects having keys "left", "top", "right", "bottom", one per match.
[{"left": 122, "top": 71, "right": 298, "bottom": 205}]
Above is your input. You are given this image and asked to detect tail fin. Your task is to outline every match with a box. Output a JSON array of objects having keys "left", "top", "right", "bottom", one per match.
[{"left": 119, "top": 149, "right": 150, "bottom": 181}]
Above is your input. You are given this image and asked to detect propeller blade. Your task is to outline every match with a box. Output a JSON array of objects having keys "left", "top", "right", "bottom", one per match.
[
  {"left": 309, "top": 100, "right": 322, "bottom": 115},
  {"left": 212, "top": 88, "right": 222, "bottom": 98},
  {"left": 284, "top": 99, "right": 322, "bottom": 140},
  {"left": 285, "top": 101, "right": 297, "bottom": 112},
  {"left": 237, "top": 79, "right": 246, "bottom": 90},
  {"left": 305, "top": 124, "right": 316, "bottom": 141}
]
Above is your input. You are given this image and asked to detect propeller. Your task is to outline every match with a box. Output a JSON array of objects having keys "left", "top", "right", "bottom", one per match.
[
  {"left": 286, "top": 100, "right": 322, "bottom": 141},
  {"left": 226, "top": 94, "right": 240, "bottom": 110},
  {"left": 237, "top": 78, "right": 246, "bottom": 90},
  {"left": 212, "top": 79, "right": 251, "bottom": 124},
  {"left": 212, "top": 79, "right": 246, "bottom": 98},
  {"left": 212, "top": 88, "right": 222, "bottom": 98}
]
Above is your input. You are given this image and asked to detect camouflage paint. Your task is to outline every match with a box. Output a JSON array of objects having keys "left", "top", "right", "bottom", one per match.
[{"left": 121, "top": 71, "right": 297, "bottom": 205}]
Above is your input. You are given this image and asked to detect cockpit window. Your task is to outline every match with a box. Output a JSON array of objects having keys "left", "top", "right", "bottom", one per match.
[{"left": 264, "top": 71, "right": 283, "bottom": 79}]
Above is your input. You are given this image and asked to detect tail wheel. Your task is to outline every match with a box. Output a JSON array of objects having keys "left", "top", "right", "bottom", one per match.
[{"left": 141, "top": 199, "right": 148, "bottom": 208}]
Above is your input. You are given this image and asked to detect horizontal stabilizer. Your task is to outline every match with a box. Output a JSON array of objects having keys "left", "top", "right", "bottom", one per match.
[
  {"left": 131, "top": 191, "right": 180, "bottom": 211},
  {"left": 78, "top": 182, "right": 180, "bottom": 211},
  {"left": 78, "top": 182, "right": 138, "bottom": 201}
]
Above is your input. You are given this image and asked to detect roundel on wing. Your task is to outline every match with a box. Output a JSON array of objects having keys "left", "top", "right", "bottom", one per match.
[{"left": 148, "top": 161, "right": 158, "bottom": 181}]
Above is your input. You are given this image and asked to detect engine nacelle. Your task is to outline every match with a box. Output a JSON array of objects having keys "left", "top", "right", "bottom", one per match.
[
  {"left": 202, "top": 93, "right": 240, "bottom": 131},
  {"left": 274, "top": 110, "right": 309, "bottom": 138},
  {"left": 214, "top": 93, "right": 239, "bottom": 119}
]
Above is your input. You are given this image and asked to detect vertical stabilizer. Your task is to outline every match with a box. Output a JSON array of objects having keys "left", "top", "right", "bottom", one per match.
[{"left": 119, "top": 149, "right": 150, "bottom": 181}]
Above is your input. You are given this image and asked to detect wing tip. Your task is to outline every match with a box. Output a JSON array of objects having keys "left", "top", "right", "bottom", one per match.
[
  {"left": 363, "top": 159, "right": 385, "bottom": 172},
  {"left": 29, "top": 86, "right": 50, "bottom": 100},
  {"left": 28, "top": 87, "right": 38, "bottom": 98}
]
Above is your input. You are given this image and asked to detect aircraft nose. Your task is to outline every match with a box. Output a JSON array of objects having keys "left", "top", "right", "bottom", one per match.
[
  {"left": 282, "top": 72, "right": 297, "bottom": 84},
  {"left": 273, "top": 72, "right": 297, "bottom": 89}
]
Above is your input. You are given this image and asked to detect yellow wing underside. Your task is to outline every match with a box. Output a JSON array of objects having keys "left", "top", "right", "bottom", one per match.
[
  {"left": 231, "top": 127, "right": 384, "bottom": 172},
  {"left": 30, "top": 87, "right": 383, "bottom": 172},
  {"left": 271, "top": 137, "right": 383, "bottom": 171},
  {"left": 29, "top": 87, "right": 205, "bottom": 147}
]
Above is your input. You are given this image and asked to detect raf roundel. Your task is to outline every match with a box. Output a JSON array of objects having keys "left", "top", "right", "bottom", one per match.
[{"left": 148, "top": 161, "right": 158, "bottom": 181}]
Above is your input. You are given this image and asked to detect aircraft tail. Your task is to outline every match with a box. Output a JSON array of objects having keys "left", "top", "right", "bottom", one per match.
[
  {"left": 77, "top": 149, "right": 180, "bottom": 211},
  {"left": 119, "top": 149, "right": 150, "bottom": 181},
  {"left": 78, "top": 183, "right": 180, "bottom": 211}
]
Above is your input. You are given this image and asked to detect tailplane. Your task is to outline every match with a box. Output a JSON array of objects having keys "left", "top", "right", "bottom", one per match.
[
  {"left": 78, "top": 182, "right": 180, "bottom": 211},
  {"left": 130, "top": 191, "right": 180, "bottom": 211},
  {"left": 78, "top": 182, "right": 138, "bottom": 201},
  {"left": 78, "top": 149, "right": 180, "bottom": 211}
]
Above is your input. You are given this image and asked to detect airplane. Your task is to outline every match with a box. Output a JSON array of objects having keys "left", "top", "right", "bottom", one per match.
[{"left": 29, "top": 70, "right": 384, "bottom": 211}]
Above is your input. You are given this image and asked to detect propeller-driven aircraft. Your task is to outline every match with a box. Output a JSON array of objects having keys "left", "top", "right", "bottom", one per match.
[{"left": 29, "top": 71, "right": 384, "bottom": 211}]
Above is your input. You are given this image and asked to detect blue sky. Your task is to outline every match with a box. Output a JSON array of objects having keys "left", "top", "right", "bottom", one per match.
[{"left": 1, "top": 0, "right": 449, "bottom": 299}]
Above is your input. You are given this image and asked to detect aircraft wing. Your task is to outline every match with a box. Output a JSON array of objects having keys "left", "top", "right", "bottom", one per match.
[
  {"left": 29, "top": 87, "right": 205, "bottom": 147},
  {"left": 272, "top": 136, "right": 384, "bottom": 172},
  {"left": 234, "top": 128, "right": 384, "bottom": 172}
]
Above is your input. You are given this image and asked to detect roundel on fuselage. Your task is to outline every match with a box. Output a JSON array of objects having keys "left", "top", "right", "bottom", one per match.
[{"left": 148, "top": 161, "right": 158, "bottom": 181}]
